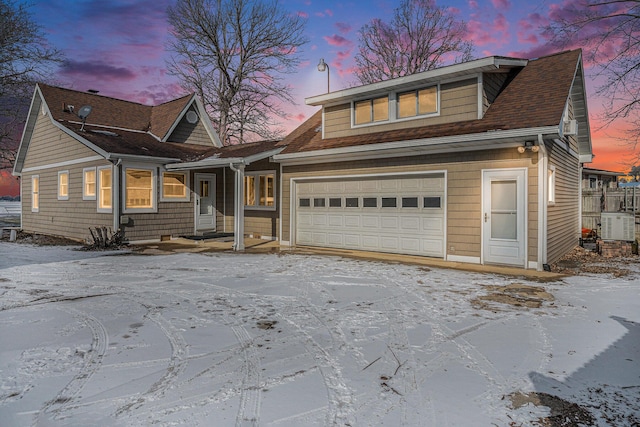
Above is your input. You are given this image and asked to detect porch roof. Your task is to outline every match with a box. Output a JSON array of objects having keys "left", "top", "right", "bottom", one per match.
[{"left": 165, "top": 139, "right": 284, "bottom": 170}]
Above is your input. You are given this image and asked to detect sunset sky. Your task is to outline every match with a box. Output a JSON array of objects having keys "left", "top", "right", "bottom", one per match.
[{"left": 0, "top": 0, "right": 634, "bottom": 196}]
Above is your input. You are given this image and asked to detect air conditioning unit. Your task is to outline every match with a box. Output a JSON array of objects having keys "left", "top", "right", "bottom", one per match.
[
  {"left": 562, "top": 119, "right": 578, "bottom": 136},
  {"left": 600, "top": 212, "right": 635, "bottom": 241}
]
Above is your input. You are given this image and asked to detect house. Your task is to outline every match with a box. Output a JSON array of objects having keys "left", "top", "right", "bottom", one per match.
[
  {"left": 273, "top": 49, "right": 592, "bottom": 270},
  {"left": 12, "top": 84, "right": 282, "bottom": 250},
  {"left": 13, "top": 49, "right": 592, "bottom": 270},
  {"left": 582, "top": 167, "right": 622, "bottom": 189}
]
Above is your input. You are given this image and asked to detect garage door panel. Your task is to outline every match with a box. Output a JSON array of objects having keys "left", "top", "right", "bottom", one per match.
[
  {"left": 327, "top": 233, "right": 344, "bottom": 245},
  {"left": 422, "top": 217, "right": 444, "bottom": 232},
  {"left": 313, "top": 215, "right": 328, "bottom": 226},
  {"left": 381, "top": 216, "right": 399, "bottom": 229},
  {"left": 344, "top": 234, "right": 360, "bottom": 246},
  {"left": 344, "top": 215, "right": 360, "bottom": 227},
  {"left": 361, "top": 235, "right": 379, "bottom": 249},
  {"left": 400, "top": 216, "right": 420, "bottom": 231},
  {"left": 328, "top": 215, "right": 343, "bottom": 227},
  {"left": 295, "top": 174, "right": 445, "bottom": 257},
  {"left": 362, "top": 215, "right": 379, "bottom": 228}
]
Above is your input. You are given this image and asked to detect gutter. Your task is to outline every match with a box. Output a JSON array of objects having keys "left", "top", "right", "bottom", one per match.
[{"left": 274, "top": 126, "right": 561, "bottom": 165}]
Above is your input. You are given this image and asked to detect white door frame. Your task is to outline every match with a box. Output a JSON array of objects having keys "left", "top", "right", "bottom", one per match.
[
  {"left": 194, "top": 173, "right": 216, "bottom": 231},
  {"left": 481, "top": 168, "right": 527, "bottom": 267}
]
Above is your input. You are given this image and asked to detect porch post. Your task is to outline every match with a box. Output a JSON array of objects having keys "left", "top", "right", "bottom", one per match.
[{"left": 230, "top": 162, "right": 245, "bottom": 251}]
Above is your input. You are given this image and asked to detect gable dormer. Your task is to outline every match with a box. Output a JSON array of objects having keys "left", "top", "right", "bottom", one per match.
[{"left": 306, "top": 56, "right": 528, "bottom": 140}]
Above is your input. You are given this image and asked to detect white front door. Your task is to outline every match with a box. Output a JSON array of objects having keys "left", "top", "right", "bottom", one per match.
[
  {"left": 195, "top": 173, "right": 216, "bottom": 231},
  {"left": 482, "top": 169, "right": 526, "bottom": 266}
]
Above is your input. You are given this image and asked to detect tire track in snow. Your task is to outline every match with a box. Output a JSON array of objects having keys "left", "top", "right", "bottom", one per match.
[
  {"left": 115, "top": 301, "right": 188, "bottom": 418},
  {"left": 279, "top": 305, "right": 355, "bottom": 427},
  {"left": 33, "top": 306, "right": 109, "bottom": 426},
  {"left": 231, "top": 325, "right": 262, "bottom": 427}
]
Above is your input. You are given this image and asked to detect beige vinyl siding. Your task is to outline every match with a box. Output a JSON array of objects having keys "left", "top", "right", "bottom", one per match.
[
  {"left": 482, "top": 72, "right": 510, "bottom": 115},
  {"left": 212, "top": 160, "right": 280, "bottom": 238},
  {"left": 167, "top": 108, "right": 214, "bottom": 145},
  {"left": 22, "top": 111, "right": 99, "bottom": 170},
  {"left": 281, "top": 148, "right": 538, "bottom": 261},
  {"left": 323, "top": 78, "right": 479, "bottom": 139},
  {"left": 123, "top": 200, "right": 194, "bottom": 241},
  {"left": 21, "top": 159, "right": 113, "bottom": 242},
  {"left": 546, "top": 141, "right": 580, "bottom": 264}
]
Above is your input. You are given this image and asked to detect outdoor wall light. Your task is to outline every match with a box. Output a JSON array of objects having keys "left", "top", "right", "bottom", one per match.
[
  {"left": 317, "top": 58, "right": 330, "bottom": 93},
  {"left": 518, "top": 140, "right": 539, "bottom": 153}
]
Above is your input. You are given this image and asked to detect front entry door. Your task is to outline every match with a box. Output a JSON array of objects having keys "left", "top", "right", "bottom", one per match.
[
  {"left": 482, "top": 169, "right": 526, "bottom": 266},
  {"left": 195, "top": 173, "right": 216, "bottom": 231}
]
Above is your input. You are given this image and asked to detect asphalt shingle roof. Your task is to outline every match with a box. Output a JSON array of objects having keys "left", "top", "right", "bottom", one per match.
[{"left": 278, "top": 50, "right": 581, "bottom": 154}]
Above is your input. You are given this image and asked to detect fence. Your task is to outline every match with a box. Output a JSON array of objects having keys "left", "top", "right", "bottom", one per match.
[{"left": 582, "top": 188, "right": 640, "bottom": 238}]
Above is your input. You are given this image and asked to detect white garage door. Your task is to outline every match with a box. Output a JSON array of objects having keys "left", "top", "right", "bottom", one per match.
[{"left": 295, "top": 174, "right": 445, "bottom": 257}]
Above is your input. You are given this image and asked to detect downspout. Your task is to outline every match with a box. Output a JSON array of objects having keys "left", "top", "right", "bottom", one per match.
[
  {"left": 229, "top": 162, "right": 245, "bottom": 251},
  {"left": 537, "top": 134, "right": 548, "bottom": 271},
  {"left": 113, "top": 158, "right": 122, "bottom": 232},
  {"left": 223, "top": 168, "right": 226, "bottom": 233}
]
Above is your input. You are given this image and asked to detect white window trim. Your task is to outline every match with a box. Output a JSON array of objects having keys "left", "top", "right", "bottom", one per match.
[
  {"left": 160, "top": 170, "right": 190, "bottom": 202},
  {"left": 548, "top": 165, "right": 556, "bottom": 205},
  {"left": 351, "top": 83, "right": 441, "bottom": 129},
  {"left": 57, "top": 170, "right": 69, "bottom": 201},
  {"left": 122, "top": 165, "right": 157, "bottom": 214},
  {"left": 83, "top": 167, "right": 97, "bottom": 200},
  {"left": 97, "top": 165, "right": 113, "bottom": 213},
  {"left": 244, "top": 170, "right": 276, "bottom": 211},
  {"left": 31, "top": 175, "right": 39, "bottom": 213}
]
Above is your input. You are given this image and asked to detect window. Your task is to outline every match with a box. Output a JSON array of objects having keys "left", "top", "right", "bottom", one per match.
[
  {"left": 548, "top": 166, "right": 556, "bottom": 204},
  {"left": 398, "top": 86, "right": 437, "bottom": 118},
  {"left": 244, "top": 171, "right": 275, "bottom": 209},
  {"left": 58, "top": 171, "right": 69, "bottom": 200},
  {"left": 424, "top": 196, "right": 441, "bottom": 208},
  {"left": 125, "top": 168, "right": 154, "bottom": 211},
  {"left": 381, "top": 197, "right": 397, "bottom": 208},
  {"left": 329, "top": 198, "right": 342, "bottom": 207},
  {"left": 162, "top": 172, "right": 189, "bottom": 201},
  {"left": 98, "top": 166, "right": 112, "bottom": 212},
  {"left": 402, "top": 197, "right": 419, "bottom": 208},
  {"left": 31, "top": 175, "right": 39, "bottom": 212},
  {"left": 299, "top": 198, "right": 310, "bottom": 207},
  {"left": 354, "top": 96, "right": 389, "bottom": 125},
  {"left": 314, "top": 198, "right": 326, "bottom": 207},
  {"left": 363, "top": 197, "right": 377, "bottom": 208},
  {"left": 83, "top": 167, "right": 96, "bottom": 200},
  {"left": 345, "top": 197, "right": 359, "bottom": 207}
]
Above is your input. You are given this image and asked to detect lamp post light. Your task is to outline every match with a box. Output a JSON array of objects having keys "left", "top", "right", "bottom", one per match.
[{"left": 317, "top": 58, "right": 330, "bottom": 93}]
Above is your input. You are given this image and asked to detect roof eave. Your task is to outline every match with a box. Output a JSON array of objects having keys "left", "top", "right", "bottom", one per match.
[
  {"left": 306, "top": 57, "right": 528, "bottom": 106},
  {"left": 273, "top": 126, "right": 560, "bottom": 165}
]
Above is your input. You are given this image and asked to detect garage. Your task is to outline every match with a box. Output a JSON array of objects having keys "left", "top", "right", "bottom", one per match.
[{"left": 294, "top": 173, "right": 445, "bottom": 257}]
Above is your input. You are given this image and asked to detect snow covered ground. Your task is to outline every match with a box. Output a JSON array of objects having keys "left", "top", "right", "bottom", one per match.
[{"left": 0, "top": 242, "right": 638, "bottom": 426}]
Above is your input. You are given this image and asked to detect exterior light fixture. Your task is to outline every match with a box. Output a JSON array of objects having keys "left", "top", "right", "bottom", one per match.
[
  {"left": 518, "top": 141, "right": 539, "bottom": 153},
  {"left": 317, "top": 58, "right": 330, "bottom": 93}
]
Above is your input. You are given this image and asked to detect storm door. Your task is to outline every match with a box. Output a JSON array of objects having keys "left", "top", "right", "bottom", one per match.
[
  {"left": 195, "top": 173, "right": 216, "bottom": 230},
  {"left": 482, "top": 169, "right": 526, "bottom": 266}
]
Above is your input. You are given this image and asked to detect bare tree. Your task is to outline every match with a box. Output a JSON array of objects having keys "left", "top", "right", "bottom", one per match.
[
  {"left": 0, "top": 0, "right": 63, "bottom": 170},
  {"left": 353, "top": 0, "right": 474, "bottom": 85},
  {"left": 166, "top": 0, "right": 307, "bottom": 145},
  {"left": 545, "top": 0, "right": 640, "bottom": 161}
]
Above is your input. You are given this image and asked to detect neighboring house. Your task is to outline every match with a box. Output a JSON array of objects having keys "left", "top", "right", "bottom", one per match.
[
  {"left": 12, "top": 84, "right": 282, "bottom": 249},
  {"left": 14, "top": 49, "right": 592, "bottom": 270},
  {"left": 273, "top": 49, "right": 592, "bottom": 269},
  {"left": 582, "top": 167, "right": 621, "bottom": 189}
]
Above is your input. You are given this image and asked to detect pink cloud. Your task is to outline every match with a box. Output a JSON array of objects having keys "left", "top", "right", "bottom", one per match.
[
  {"left": 335, "top": 22, "right": 351, "bottom": 34},
  {"left": 491, "top": 0, "right": 510, "bottom": 10},
  {"left": 60, "top": 60, "right": 137, "bottom": 81},
  {"left": 297, "top": 11, "right": 309, "bottom": 18},
  {"left": 324, "top": 9, "right": 333, "bottom": 17},
  {"left": 291, "top": 113, "right": 306, "bottom": 122},
  {"left": 493, "top": 13, "right": 509, "bottom": 33},
  {"left": 323, "top": 34, "right": 352, "bottom": 47},
  {"left": 468, "top": 0, "right": 478, "bottom": 9},
  {"left": 517, "top": 32, "right": 538, "bottom": 45}
]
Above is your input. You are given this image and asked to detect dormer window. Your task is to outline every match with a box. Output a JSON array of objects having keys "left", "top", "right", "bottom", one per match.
[
  {"left": 354, "top": 96, "right": 389, "bottom": 125},
  {"left": 398, "top": 86, "right": 437, "bottom": 118}
]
